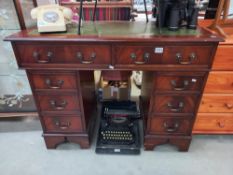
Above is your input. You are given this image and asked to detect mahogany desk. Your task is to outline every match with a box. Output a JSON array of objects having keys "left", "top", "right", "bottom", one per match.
[{"left": 5, "top": 22, "right": 221, "bottom": 151}]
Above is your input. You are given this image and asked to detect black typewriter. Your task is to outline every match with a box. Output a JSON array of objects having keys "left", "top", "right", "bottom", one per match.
[{"left": 96, "top": 101, "right": 141, "bottom": 155}]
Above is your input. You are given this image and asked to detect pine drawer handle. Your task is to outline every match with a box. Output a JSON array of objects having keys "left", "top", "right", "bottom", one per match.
[
  {"left": 50, "top": 100, "right": 67, "bottom": 110},
  {"left": 218, "top": 121, "right": 225, "bottom": 128},
  {"left": 45, "top": 79, "right": 64, "bottom": 89},
  {"left": 163, "top": 121, "right": 180, "bottom": 133},
  {"left": 225, "top": 103, "right": 233, "bottom": 110}
]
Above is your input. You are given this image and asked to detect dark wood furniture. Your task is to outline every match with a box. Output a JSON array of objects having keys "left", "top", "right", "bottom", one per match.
[{"left": 5, "top": 21, "right": 221, "bottom": 151}]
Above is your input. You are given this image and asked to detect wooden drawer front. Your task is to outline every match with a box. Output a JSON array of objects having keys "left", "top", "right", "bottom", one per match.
[
  {"left": 37, "top": 94, "right": 80, "bottom": 112},
  {"left": 194, "top": 114, "right": 233, "bottom": 133},
  {"left": 30, "top": 73, "right": 77, "bottom": 90},
  {"left": 204, "top": 72, "right": 233, "bottom": 93},
  {"left": 152, "top": 95, "right": 198, "bottom": 114},
  {"left": 163, "top": 46, "right": 212, "bottom": 65},
  {"left": 148, "top": 117, "right": 192, "bottom": 135},
  {"left": 115, "top": 46, "right": 162, "bottom": 65},
  {"left": 43, "top": 115, "right": 83, "bottom": 132},
  {"left": 212, "top": 45, "right": 233, "bottom": 70},
  {"left": 199, "top": 94, "right": 233, "bottom": 113},
  {"left": 155, "top": 72, "right": 205, "bottom": 92},
  {"left": 16, "top": 44, "right": 111, "bottom": 65}
]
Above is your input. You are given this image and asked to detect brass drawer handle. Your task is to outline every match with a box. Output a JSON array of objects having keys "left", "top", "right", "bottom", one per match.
[
  {"left": 225, "top": 103, "right": 233, "bottom": 110},
  {"left": 170, "top": 80, "right": 189, "bottom": 91},
  {"left": 167, "top": 101, "right": 184, "bottom": 112},
  {"left": 163, "top": 121, "right": 180, "bottom": 133},
  {"left": 54, "top": 120, "right": 71, "bottom": 130},
  {"left": 130, "top": 52, "right": 150, "bottom": 65},
  {"left": 50, "top": 100, "right": 67, "bottom": 110},
  {"left": 45, "top": 79, "right": 64, "bottom": 89},
  {"left": 33, "top": 51, "right": 53, "bottom": 63},
  {"left": 77, "top": 52, "right": 96, "bottom": 64},
  {"left": 176, "top": 52, "right": 196, "bottom": 65}
]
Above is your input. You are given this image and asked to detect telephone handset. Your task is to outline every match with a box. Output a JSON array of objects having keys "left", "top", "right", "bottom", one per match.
[{"left": 31, "top": 5, "right": 72, "bottom": 33}]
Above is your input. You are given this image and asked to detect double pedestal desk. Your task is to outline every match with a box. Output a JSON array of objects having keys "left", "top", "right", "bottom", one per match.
[{"left": 5, "top": 22, "right": 221, "bottom": 151}]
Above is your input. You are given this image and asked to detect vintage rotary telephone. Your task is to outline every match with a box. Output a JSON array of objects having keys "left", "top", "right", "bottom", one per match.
[{"left": 31, "top": 5, "right": 72, "bottom": 33}]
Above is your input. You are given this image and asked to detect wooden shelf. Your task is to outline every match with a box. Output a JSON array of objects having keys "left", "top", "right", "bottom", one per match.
[{"left": 60, "top": 1, "right": 132, "bottom": 8}]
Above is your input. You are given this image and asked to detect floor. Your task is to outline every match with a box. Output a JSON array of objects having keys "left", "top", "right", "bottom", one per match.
[
  {"left": 0, "top": 75, "right": 233, "bottom": 175},
  {"left": 0, "top": 116, "right": 232, "bottom": 175}
]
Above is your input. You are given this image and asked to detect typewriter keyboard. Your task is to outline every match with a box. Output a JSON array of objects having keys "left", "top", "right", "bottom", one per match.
[{"left": 100, "top": 130, "right": 134, "bottom": 145}]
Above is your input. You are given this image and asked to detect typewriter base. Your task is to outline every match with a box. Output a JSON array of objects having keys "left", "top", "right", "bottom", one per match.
[{"left": 96, "top": 145, "right": 140, "bottom": 155}]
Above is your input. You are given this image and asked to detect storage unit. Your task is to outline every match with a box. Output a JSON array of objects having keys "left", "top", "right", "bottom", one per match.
[
  {"left": 194, "top": 34, "right": 233, "bottom": 134},
  {"left": 5, "top": 22, "right": 221, "bottom": 151}
]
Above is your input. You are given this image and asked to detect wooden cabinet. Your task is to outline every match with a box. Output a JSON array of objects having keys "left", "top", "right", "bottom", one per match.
[
  {"left": 194, "top": 113, "right": 233, "bottom": 134},
  {"left": 194, "top": 34, "right": 233, "bottom": 134},
  {"left": 59, "top": 0, "right": 133, "bottom": 21},
  {"left": 5, "top": 22, "right": 220, "bottom": 151},
  {"left": 204, "top": 72, "right": 233, "bottom": 93}
]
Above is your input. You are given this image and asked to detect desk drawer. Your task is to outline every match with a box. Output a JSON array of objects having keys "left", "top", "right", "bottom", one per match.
[
  {"left": 198, "top": 94, "right": 233, "bottom": 113},
  {"left": 194, "top": 113, "right": 233, "bottom": 133},
  {"left": 163, "top": 46, "right": 212, "bottom": 65},
  {"left": 29, "top": 72, "right": 77, "bottom": 90},
  {"left": 155, "top": 72, "right": 205, "bottom": 92},
  {"left": 152, "top": 94, "right": 199, "bottom": 114},
  {"left": 148, "top": 117, "right": 192, "bottom": 135},
  {"left": 16, "top": 44, "right": 111, "bottom": 65},
  {"left": 204, "top": 72, "right": 233, "bottom": 93},
  {"left": 115, "top": 45, "right": 212, "bottom": 66},
  {"left": 43, "top": 115, "right": 83, "bottom": 133},
  {"left": 115, "top": 46, "right": 162, "bottom": 65},
  {"left": 36, "top": 94, "right": 80, "bottom": 113}
]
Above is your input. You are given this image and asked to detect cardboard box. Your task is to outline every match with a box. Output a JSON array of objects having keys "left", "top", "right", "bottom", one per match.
[
  {"left": 101, "top": 71, "right": 132, "bottom": 81},
  {"left": 100, "top": 77, "right": 131, "bottom": 101}
]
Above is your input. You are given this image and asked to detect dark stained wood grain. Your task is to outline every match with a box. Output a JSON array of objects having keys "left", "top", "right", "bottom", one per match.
[
  {"left": 42, "top": 115, "right": 83, "bottom": 133},
  {"left": 15, "top": 43, "right": 111, "bottom": 65},
  {"left": 29, "top": 71, "right": 77, "bottom": 90},
  {"left": 36, "top": 93, "right": 81, "bottom": 113},
  {"left": 5, "top": 21, "right": 221, "bottom": 151},
  {"left": 147, "top": 117, "right": 192, "bottom": 135},
  {"left": 154, "top": 72, "right": 206, "bottom": 92},
  {"left": 151, "top": 94, "right": 199, "bottom": 114}
]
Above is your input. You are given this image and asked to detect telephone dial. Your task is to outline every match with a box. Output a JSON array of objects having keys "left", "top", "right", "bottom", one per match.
[{"left": 31, "top": 5, "right": 73, "bottom": 33}]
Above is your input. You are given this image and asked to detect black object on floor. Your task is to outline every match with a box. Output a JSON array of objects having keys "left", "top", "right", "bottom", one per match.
[{"left": 96, "top": 101, "right": 141, "bottom": 155}]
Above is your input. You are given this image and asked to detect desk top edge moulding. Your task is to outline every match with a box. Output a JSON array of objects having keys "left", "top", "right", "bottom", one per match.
[
  {"left": 4, "top": 22, "right": 223, "bottom": 43},
  {"left": 5, "top": 21, "right": 222, "bottom": 151}
]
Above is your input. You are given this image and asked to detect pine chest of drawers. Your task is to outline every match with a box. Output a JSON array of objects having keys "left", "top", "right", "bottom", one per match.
[
  {"left": 194, "top": 35, "right": 233, "bottom": 134},
  {"left": 5, "top": 22, "right": 221, "bottom": 151}
]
